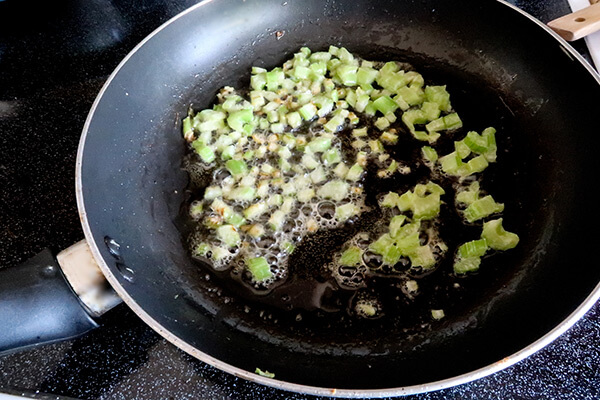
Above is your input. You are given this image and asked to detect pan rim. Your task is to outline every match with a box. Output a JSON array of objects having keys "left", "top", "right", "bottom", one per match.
[{"left": 75, "top": 0, "right": 600, "bottom": 397}]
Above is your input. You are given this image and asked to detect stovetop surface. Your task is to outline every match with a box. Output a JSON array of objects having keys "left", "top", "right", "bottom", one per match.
[{"left": 1, "top": 1, "right": 599, "bottom": 399}]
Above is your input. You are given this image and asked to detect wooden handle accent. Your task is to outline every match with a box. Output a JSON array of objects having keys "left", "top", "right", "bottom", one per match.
[{"left": 548, "top": 2, "right": 600, "bottom": 41}]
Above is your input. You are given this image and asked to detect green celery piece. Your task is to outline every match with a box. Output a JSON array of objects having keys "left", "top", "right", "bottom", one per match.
[
  {"left": 287, "top": 111, "right": 302, "bottom": 129},
  {"left": 266, "top": 68, "right": 284, "bottom": 91},
  {"left": 456, "top": 181, "right": 481, "bottom": 205},
  {"left": 192, "top": 140, "right": 216, "bottom": 163},
  {"left": 382, "top": 244, "right": 403, "bottom": 265},
  {"left": 227, "top": 108, "right": 254, "bottom": 132},
  {"left": 307, "top": 136, "right": 332, "bottom": 153},
  {"left": 455, "top": 140, "right": 471, "bottom": 159},
  {"left": 244, "top": 202, "right": 268, "bottom": 220},
  {"left": 397, "top": 86, "right": 425, "bottom": 106},
  {"left": 193, "top": 242, "right": 211, "bottom": 257},
  {"left": 395, "top": 231, "right": 420, "bottom": 254},
  {"left": 357, "top": 66, "right": 379, "bottom": 85},
  {"left": 298, "top": 103, "right": 317, "bottom": 120},
  {"left": 317, "top": 180, "right": 349, "bottom": 202},
  {"left": 464, "top": 195, "right": 504, "bottom": 222},
  {"left": 346, "top": 163, "right": 364, "bottom": 182},
  {"left": 322, "top": 148, "right": 342, "bottom": 165},
  {"left": 458, "top": 239, "right": 489, "bottom": 258},
  {"left": 335, "top": 203, "right": 359, "bottom": 221},
  {"left": 421, "top": 101, "right": 441, "bottom": 121},
  {"left": 464, "top": 131, "right": 489, "bottom": 153},
  {"left": 376, "top": 70, "right": 405, "bottom": 91},
  {"left": 268, "top": 210, "right": 286, "bottom": 231},
  {"left": 225, "top": 159, "right": 248, "bottom": 177},
  {"left": 372, "top": 95, "right": 399, "bottom": 115},
  {"left": 335, "top": 64, "right": 358, "bottom": 86},
  {"left": 225, "top": 212, "right": 246, "bottom": 228},
  {"left": 250, "top": 72, "right": 267, "bottom": 90},
  {"left": 443, "top": 113, "right": 462, "bottom": 130},
  {"left": 482, "top": 218, "right": 520, "bottom": 251},
  {"left": 389, "top": 215, "right": 407, "bottom": 238},
  {"left": 408, "top": 245, "right": 436, "bottom": 269},
  {"left": 424, "top": 85, "right": 451, "bottom": 112},
  {"left": 182, "top": 116, "right": 193, "bottom": 139},
  {"left": 226, "top": 186, "right": 256, "bottom": 202},
  {"left": 439, "top": 151, "right": 463, "bottom": 174},
  {"left": 369, "top": 234, "right": 394, "bottom": 256},
  {"left": 454, "top": 256, "right": 481, "bottom": 274},
  {"left": 422, "top": 146, "right": 438, "bottom": 163},
  {"left": 216, "top": 224, "right": 241, "bottom": 248},
  {"left": 310, "top": 61, "right": 327, "bottom": 76},
  {"left": 482, "top": 127, "right": 498, "bottom": 162},
  {"left": 464, "top": 155, "right": 489, "bottom": 175},
  {"left": 339, "top": 246, "right": 363, "bottom": 266},
  {"left": 381, "top": 192, "right": 401, "bottom": 208},
  {"left": 211, "top": 245, "right": 231, "bottom": 261},
  {"left": 246, "top": 257, "right": 273, "bottom": 281}
]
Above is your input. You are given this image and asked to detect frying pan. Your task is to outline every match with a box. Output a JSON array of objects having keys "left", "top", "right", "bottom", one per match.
[{"left": 1, "top": 0, "right": 600, "bottom": 397}]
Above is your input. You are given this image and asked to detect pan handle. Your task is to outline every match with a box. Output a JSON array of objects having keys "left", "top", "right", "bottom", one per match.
[
  {"left": 548, "top": 1, "right": 600, "bottom": 41},
  {"left": 0, "top": 241, "right": 121, "bottom": 355}
]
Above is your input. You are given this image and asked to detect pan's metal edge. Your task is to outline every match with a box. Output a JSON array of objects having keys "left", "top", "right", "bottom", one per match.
[{"left": 74, "top": 0, "right": 600, "bottom": 398}]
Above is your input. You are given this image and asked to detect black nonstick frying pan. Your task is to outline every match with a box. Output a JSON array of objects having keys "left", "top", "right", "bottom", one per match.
[{"left": 2, "top": 0, "right": 600, "bottom": 397}]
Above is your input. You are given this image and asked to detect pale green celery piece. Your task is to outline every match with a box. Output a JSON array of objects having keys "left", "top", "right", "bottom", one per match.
[
  {"left": 458, "top": 239, "right": 489, "bottom": 258},
  {"left": 322, "top": 148, "right": 342, "bottom": 165},
  {"left": 244, "top": 202, "right": 268, "bottom": 220},
  {"left": 189, "top": 201, "right": 204, "bottom": 219},
  {"left": 216, "top": 225, "right": 241, "bottom": 248},
  {"left": 308, "top": 136, "right": 332, "bottom": 153},
  {"left": 456, "top": 181, "right": 481, "bottom": 205},
  {"left": 397, "top": 86, "right": 425, "bottom": 106},
  {"left": 380, "top": 131, "right": 398, "bottom": 144},
  {"left": 297, "top": 188, "right": 315, "bottom": 203},
  {"left": 203, "top": 186, "right": 222, "bottom": 200},
  {"left": 464, "top": 195, "right": 504, "bottom": 222},
  {"left": 482, "top": 218, "right": 520, "bottom": 251},
  {"left": 335, "top": 203, "right": 359, "bottom": 222},
  {"left": 310, "top": 166, "right": 327, "bottom": 184},
  {"left": 339, "top": 246, "right": 363, "bottom": 266},
  {"left": 408, "top": 245, "right": 436, "bottom": 269},
  {"left": 346, "top": 163, "right": 364, "bottom": 182},
  {"left": 453, "top": 256, "right": 481, "bottom": 274},
  {"left": 192, "top": 141, "right": 216, "bottom": 163},
  {"left": 317, "top": 180, "right": 349, "bottom": 202},
  {"left": 287, "top": 111, "right": 302, "bottom": 129},
  {"left": 225, "top": 186, "right": 255, "bottom": 202},
  {"left": 301, "top": 153, "right": 320, "bottom": 170},
  {"left": 424, "top": 85, "right": 451, "bottom": 112},
  {"left": 422, "top": 146, "right": 438, "bottom": 163},
  {"left": 246, "top": 257, "right": 272, "bottom": 281},
  {"left": 455, "top": 140, "right": 471, "bottom": 159},
  {"left": 281, "top": 197, "right": 296, "bottom": 214},
  {"left": 211, "top": 245, "right": 231, "bottom": 261},
  {"left": 333, "top": 162, "right": 349, "bottom": 178},
  {"left": 380, "top": 192, "right": 400, "bottom": 208},
  {"left": 267, "top": 194, "right": 283, "bottom": 207},
  {"left": 192, "top": 242, "right": 211, "bottom": 257},
  {"left": 431, "top": 309, "right": 445, "bottom": 320},
  {"left": 389, "top": 215, "right": 407, "bottom": 237},
  {"left": 374, "top": 117, "right": 391, "bottom": 131},
  {"left": 268, "top": 210, "right": 286, "bottom": 231}
]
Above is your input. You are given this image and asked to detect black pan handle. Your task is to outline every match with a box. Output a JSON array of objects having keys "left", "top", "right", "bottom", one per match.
[{"left": 0, "top": 241, "right": 122, "bottom": 355}]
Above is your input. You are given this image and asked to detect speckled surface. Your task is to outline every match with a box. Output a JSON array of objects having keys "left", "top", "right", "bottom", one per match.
[{"left": 1, "top": 0, "right": 599, "bottom": 399}]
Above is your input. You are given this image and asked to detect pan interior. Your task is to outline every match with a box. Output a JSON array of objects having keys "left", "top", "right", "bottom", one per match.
[{"left": 79, "top": 0, "right": 600, "bottom": 390}]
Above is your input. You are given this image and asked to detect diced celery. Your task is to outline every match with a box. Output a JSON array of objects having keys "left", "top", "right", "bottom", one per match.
[
  {"left": 458, "top": 239, "right": 489, "bottom": 259},
  {"left": 408, "top": 245, "right": 436, "bottom": 269},
  {"left": 339, "top": 246, "right": 362, "bottom": 266},
  {"left": 422, "top": 146, "right": 438, "bottom": 163},
  {"left": 431, "top": 309, "right": 445, "bottom": 320},
  {"left": 389, "top": 215, "right": 407, "bottom": 238},
  {"left": 397, "top": 86, "right": 425, "bottom": 106},
  {"left": 464, "top": 195, "right": 504, "bottom": 222},
  {"left": 301, "top": 153, "right": 320, "bottom": 170},
  {"left": 287, "top": 111, "right": 302, "bottom": 129},
  {"left": 192, "top": 140, "right": 216, "bottom": 163},
  {"left": 346, "top": 163, "right": 364, "bottom": 182},
  {"left": 216, "top": 224, "right": 241, "bottom": 248},
  {"left": 308, "top": 136, "right": 332, "bottom": 153},
  {"left": 381, "top": 192, "right": 400, "bottom": 208},
  {"left": 298, "top": 103, "right": 317, "bottom": 120},
  {"left": 246, "top": 257, "right": 272, "bottom": 281},
  {"left": 268, "top": 210, "right": 286, "bottom": 231},
  {"left": 357, "top": 66, "right": 378, "bottom": 85},
  {"left": 192, "top": 242, "right": 211, "bottom": 257},
  {"left": 372, "top": 95, "right": 399, "bottom": 115},
  {"left": 225, "top": 159, "right": 248, "bottom": 177},
  {"left": 227, "top": 108, "right": 254, "bottom": 132},
  {"left": 244, "top": 202, "right": 268, "bottom": 220},
  {"left": 317, "top": 180, "right": 349, "bottom": 202},
  {"left": 335, "top": 64, "right": 358, "bottom": 86},
  {"left": 453, "top": 256, "right": 481, "bottom": 274},
  {"left": 335, "top": 203, "right": 359, "bottom": 222},
  {"left": 481, "top": 218, "right": 519, "bottom": 251},
  {"left": 322, "top": 148, "right": 342, "bottom": 165},
  {"left": 297, "top": 188, "right": 315, "bottom": 203},
  {"left": 424, "top": 85, "right": 451, "bottom": 111},
  {"left": 374, "top": 117, "right": 391, "bottom": 131}
]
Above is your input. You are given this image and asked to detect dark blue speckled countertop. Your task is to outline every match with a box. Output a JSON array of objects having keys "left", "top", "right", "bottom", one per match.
[{"left": 1, "top": 1, "right": 599, "bottom": 399}]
